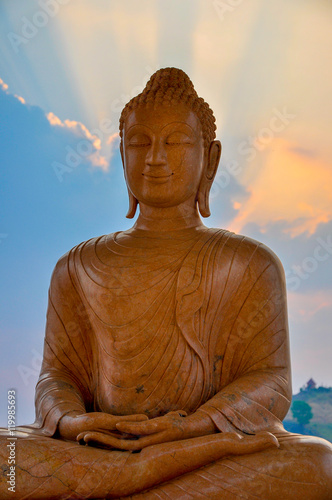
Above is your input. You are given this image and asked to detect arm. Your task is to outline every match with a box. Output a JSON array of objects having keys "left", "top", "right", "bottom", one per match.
[
  {"left": 198, "top": 242, "right": 291, "bottom": 435},
  {"left": 35, "top": 246, "right": 148, "bottom": 440},
  {"left": 35, "top": 247, "right": 93, "bottom": 436}
]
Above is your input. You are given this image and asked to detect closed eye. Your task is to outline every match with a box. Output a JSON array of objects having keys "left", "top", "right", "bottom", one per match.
[
  {"left": 128, "top": 133, "right": 151, "bottom": 147},
  {"left": 130, "top": 142, "right": 151, "bottom": 147},
  {"left": 166, "top": 131, "right": 192, "bottom": 146}
]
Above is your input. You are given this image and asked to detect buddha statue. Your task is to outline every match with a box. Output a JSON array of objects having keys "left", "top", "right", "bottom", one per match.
[{"left": 1, "top": 68, "right": 331, "bottom": 499}]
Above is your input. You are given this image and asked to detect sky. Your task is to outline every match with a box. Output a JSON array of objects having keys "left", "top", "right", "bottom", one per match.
[{"left": 0, "top": 0, "right": 331, "bottom": 426}]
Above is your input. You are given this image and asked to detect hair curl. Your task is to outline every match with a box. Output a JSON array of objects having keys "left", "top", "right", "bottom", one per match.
[{"left": 119, "top": 67, "right": 216, "bottom": 150}]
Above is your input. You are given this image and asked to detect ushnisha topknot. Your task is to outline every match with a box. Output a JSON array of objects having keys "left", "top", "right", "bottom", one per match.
[{"left": 119, "top": 67, "right": 217, "bottom": 150}]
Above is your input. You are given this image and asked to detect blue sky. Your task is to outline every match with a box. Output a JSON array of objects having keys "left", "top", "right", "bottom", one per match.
[{"left": 0, "top": 0, "right": 331, "bottom": 426}]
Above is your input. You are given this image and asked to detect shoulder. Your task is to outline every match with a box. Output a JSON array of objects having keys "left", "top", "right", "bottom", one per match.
[
  {"left": 230, "top": 232, "right": 283, "bottom": 270},
  {"left": 50, "top": 234, "right": 110, "bottom": 287},
  {"left": 206, "top": 228, "right": 286, "bottom": 282}
]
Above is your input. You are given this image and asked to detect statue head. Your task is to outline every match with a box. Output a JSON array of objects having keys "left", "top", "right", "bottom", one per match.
[{"left": 119, "top": 68, "right": 221, "bottom": 219}]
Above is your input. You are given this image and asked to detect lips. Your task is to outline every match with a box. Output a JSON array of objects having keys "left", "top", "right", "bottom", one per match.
[{"left": 142, "top": 172, "right": 173, "bottom": 183}]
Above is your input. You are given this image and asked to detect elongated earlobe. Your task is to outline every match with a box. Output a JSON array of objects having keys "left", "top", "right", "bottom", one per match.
[
  {"left": 121, "top": 141, "right": 138, "bottom": 219},
  {"left": 197, "top": 141, "right": 222, "bottom": 218},
  {"left": 197, "top": 184, "right": 211, "bottom": 218},
  {"left": 126, "top": 189, "right": 138, "bottom": 218}
]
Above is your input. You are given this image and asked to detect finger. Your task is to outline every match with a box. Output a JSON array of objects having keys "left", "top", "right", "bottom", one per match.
[
  {"left": 77, "top": 431, "right": 135, "bottom": 450},
  {"left": 167, "top": 410, "right": 187, "bottom": 418},
  {"left": 218, "top": 431, "right": 279, "bottom": 455},
  {"left": 116, "top": 414, "right": 149, "bottom": 423},
  {"left": 88, "top": 413, "right": 148, "bottom": 431},
  {"left": 255, "top": 431, "right": 279, "bottom": 448},
  {"left": 80, "top": 432, "right": 152, "bottom": 451},
  {"left": 77, "top": 430, "right": 108, "bottom": 442},
  {"left": 124, "top": 432, "right": 168, "bottom": 449},
  {"left": 116, "top": 419, "right": 166, "bottom": 435},
  {"left": 105, "top": 432, "right": 168, "bottom": 451}
]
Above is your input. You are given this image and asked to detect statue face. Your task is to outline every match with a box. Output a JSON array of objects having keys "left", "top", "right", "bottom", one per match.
[{"left": 122, "top": 104, "right": 205, "bottom": 209}]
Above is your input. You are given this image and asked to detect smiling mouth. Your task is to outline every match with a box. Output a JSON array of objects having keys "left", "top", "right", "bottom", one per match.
[{"left": 142, "top": 173, "right": 173, "bottom": 183}]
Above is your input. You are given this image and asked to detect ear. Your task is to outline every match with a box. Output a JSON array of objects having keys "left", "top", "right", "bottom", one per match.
[
  {"left": 120, "top": 141, "right": 139, "bottom": 219},
  {"left": 197, "top": 140, "right": 222, "bottom": 218}
]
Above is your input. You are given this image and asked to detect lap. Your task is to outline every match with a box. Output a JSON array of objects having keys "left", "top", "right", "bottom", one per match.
[
  {"left": 1, "top": 429, "right": 331, "bottom": 499},
  {"left": 130, "top": 433, "right": 332, "bottom": 500}
]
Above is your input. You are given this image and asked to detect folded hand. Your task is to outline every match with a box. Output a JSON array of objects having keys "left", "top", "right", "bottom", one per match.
[
  {"left": 77, "top": 410, "right": 189, "bottom": 450},
  {"left": 58, "top": 411, "right": 148, "bottom": 442}
]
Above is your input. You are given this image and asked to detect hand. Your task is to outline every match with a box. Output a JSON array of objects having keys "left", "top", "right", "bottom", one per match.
[
  {"left": 77, "top": 410, "right": 216, "bottom": 451},
  {"left": 58, "top": 411, "right": 148, "bottom": 442}
]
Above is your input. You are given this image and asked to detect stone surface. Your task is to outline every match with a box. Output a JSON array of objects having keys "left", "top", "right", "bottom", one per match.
[{"left": 1, "top": 68, "right": 331, "bottom": 499}]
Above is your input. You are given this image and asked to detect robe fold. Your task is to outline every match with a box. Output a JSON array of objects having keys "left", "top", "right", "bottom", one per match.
[{"left": 34, "top": 227, "right": 291, "bottom": 437}]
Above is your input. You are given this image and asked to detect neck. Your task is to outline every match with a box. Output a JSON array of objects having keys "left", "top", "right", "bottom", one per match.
[{"left": 133, "top": 202, "right": 205, "bottom": 232}]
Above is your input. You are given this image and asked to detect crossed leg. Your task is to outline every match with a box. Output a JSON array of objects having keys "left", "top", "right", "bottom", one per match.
[{"left": 0, "top": 429, "right": 331, "bottom": 499}]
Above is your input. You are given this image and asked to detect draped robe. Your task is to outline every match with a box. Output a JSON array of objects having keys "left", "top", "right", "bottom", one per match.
[
  {"left": 1, "top": 227, "right": 331, "bottom": 499},
  {"left": 36, "top": 227, "right": 291, "bottom": 436}
]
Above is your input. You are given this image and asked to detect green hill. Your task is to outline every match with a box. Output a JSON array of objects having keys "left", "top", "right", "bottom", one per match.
[{"left": 283, "top": 380, "right": 332, "bottom": 442}]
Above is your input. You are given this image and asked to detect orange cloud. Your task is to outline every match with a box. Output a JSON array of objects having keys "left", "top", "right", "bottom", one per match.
[
  {"left": 228, "top": 139, "right": 332, "bottom": 237},
  {"left": 14, "top": 95, "right": 25, "bottom": 104},
  {"left": 47, "top": 112, "right": 101, "bottom": 148},
  {"left": 0, "top": 79, "right": 111, "bottom": 172},
  {"left": 0, "top": 77, "right": 26, "bottom": 105},
  {"left": 47, "top": 112, "right": 108, "bottom": 170},
  {"left": 107, "top": 132, "right": 119, "bottom": 145},
  {"left": 0, "top": 78, "right": 9, "bottom": 91}
]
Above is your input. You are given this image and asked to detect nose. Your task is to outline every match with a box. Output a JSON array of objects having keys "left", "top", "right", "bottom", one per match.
[{"left": 145, "top": 138, "right": 167, "bottom": 167}]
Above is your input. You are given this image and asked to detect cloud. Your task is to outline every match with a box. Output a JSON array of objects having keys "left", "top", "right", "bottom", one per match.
[
  {"left": 0, "top": 78, "right": 9, "bottom": 91},
  {"left": 47, "top": 111, "right": 101, "bottom": 149},
  {"left": 104, "top": 132, "right": 120, "bottom": 163},
  {"left": 107, "top": 132, "right": 119, "bottom": 145},
  {"left": 228, "top": 139, "right": 332, "bottom": 237},
  {"left": 46, "top": 111, "right": 108, "bottom": 170},
  {"left": 0, "top": 77, "right": 26, "bottom": 105},
  {"left": 14, "top": 94, "right": 25, "bottom": 104},
  {"left": 1, "top": 78, "right": 110, "bottom": 174}
]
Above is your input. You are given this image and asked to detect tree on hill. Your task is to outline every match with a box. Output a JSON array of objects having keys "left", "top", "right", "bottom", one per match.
[{"left": 291, "top": 400, "right": 313, "bottom": 426}]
